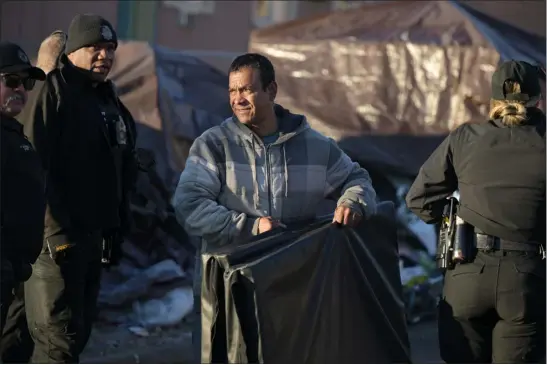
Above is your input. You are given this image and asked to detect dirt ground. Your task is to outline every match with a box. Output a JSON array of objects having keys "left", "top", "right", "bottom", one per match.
[
  {"left": 81, "top": 318, "right": 195, "bottom": 364},
  {"left": 81, "top": 316, "right": 441, "bottom": 364}
]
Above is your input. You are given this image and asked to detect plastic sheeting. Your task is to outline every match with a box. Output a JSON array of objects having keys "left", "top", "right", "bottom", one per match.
[
  {"left": 248, "top": 0, "right": 545, "bottom": 175},
  {"left": 96, "top": 149, "right": 196, "bottom": 326},
  {"left": 452, "top": 1, "right": 546, "bottom": 65},
  {"left": 201, "top": 202, "right": 411, "bottom": 363},
  {"left": 249, "top": 0, "right": 501, "bottom": 138},
  {"left": 109, "top": 41, "right": 231, "bottom": 190},
  {"left": 339, "top": 135, "right": 445, "bottom": 177}
]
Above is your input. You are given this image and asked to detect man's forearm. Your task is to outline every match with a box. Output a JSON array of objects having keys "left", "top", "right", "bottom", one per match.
[
  {"left": 174, "top": 181, "right": 260, "bottom": 246},
  {"left": 338, "top": 184, "right": 377, "bottom": 217}
]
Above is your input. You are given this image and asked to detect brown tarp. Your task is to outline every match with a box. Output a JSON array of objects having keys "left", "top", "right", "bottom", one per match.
[{"left": 249, "top": 0, "right": 502, "bottom": 137}]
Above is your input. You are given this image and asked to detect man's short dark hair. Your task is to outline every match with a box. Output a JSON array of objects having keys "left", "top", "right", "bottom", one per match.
[{"left": 229, "top": 53, "right": 275, "bottom": 91}]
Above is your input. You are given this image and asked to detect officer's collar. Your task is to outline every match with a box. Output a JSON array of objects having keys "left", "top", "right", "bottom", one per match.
[
  {"left": 59, "top": 54, "right": 112, "bottom": 91},
  {"left": 1, "top": 114, "right": 23, "bottom": 134}
]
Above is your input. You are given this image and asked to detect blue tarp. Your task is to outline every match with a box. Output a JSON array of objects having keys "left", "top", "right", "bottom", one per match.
[{"left": 452, "top": 0, "right": 545, "bottom": 66}]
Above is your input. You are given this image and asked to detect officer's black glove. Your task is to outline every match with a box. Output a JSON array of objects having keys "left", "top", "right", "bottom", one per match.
[{"left": 102, "top": 230, "right": 124, "bottom": 269}]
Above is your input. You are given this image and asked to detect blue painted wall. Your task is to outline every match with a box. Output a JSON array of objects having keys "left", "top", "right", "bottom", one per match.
[{"left": 117, "top": 0, "right": 157, "bottom": 43}]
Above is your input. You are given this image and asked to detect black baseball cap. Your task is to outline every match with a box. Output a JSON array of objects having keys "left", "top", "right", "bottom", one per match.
[
  {"left": 491, "top": 60, "right": 541, "bottom": 102},
  {"left": 0, "top": 41, "right": 46, "bottom": 80}
]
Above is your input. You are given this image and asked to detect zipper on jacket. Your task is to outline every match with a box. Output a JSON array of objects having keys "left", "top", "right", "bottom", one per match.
[{"left": 265, "top": 145, "right": 272, "bottom": 216}]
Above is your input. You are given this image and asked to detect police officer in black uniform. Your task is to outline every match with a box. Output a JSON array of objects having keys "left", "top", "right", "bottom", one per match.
[
  {"left": 17, "top": 14, "right": 138, "bottom": 363},
  {"left": 406, "top": 60, "right": 545, "bottom": 363},
  {"left": 0, "top": 42, "right": 46, "bottom": 334},
  {"left": 0, "top": 32, "right": 68, "bottom": 364}
]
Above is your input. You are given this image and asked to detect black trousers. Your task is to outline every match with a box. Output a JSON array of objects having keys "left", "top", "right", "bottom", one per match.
[
  {"left": 193, "top": 294, "right": 201, "bottom": 363},
  {"left": 0, "top": 282, "right": 34, "bottom": 363},
  {"left": 24, "top": 231, "right": 103, "bottom": 363},
  {"left": 0, "top": 259, "right": 15, "bottom": 336},
  {"left": 438, "top": 250, "right": 546, "bottom": 363}
]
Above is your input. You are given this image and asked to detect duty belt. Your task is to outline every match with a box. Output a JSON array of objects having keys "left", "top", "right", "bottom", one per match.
[{"left": 475, "top": 233, "right": 541, "bottom": 253}]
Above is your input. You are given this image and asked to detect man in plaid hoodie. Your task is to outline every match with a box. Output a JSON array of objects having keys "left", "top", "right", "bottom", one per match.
[{"left": 174, "top": 53, "right": 377, "bottom": 360}]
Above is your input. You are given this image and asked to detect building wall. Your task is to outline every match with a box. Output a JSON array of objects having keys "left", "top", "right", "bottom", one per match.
[
  {"left": 117, "top": 1, "right": 157, "bottom": 43},
  {"left": 2, "top": 0, "right": 544, "bottom": 68},
  {"left": 0, "top": 0, "right": 323, "bottom": 71},
  {"left": 152, "top": 0, "right": 336, "bottom": 71},
  {"left": 0, "top": 0, "right": 118, "bottom": 56},
  {"left": 153, "top": 1, "right": 251, "bottom": 71},
  {"left": 156, "top": 1, "right": 251, "bottom": 52}
]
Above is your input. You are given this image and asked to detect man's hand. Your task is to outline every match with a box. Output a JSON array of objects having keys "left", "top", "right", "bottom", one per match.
[
  {"left": 258, "top": 217, "right": 281, "bottom": 234},
  {"left": 333, "top": 205, "right": 363, "bottom": 228}
]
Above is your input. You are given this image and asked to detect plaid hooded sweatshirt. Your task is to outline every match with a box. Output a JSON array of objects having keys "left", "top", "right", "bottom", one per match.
[{"left": 174, "top": 105, "right": 377, "bottom": 291}]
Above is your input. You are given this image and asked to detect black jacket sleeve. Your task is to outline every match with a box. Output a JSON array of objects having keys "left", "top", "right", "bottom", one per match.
[
  {"left": 20, "top": 79, "right": 71, "bottom": 237},
  {"left": 405, "top": 131, "right": 459, "bottom": 224}
]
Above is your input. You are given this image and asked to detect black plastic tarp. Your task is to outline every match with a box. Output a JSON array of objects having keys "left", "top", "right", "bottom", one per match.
[
  {"left": 452, "top": 0, "right": 546, "bottom": 66},
  {"left": 201, "top": 202, "right": 411, "bottom": 363},
  {"left": 338, "top": 135, "right": 446, "bottom": 178}
]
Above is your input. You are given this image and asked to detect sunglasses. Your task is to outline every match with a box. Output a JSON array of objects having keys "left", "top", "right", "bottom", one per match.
[{"left": 0, "top": 74, "right": 36, "bottom": 91}]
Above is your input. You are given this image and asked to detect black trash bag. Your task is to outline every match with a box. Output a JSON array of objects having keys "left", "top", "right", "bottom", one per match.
[{"left": 201, "top": 202, "right": 411, "bottom": 364}]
